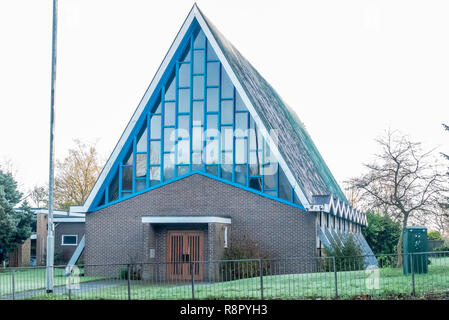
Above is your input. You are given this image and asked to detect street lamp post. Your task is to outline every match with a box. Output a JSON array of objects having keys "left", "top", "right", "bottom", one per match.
[{"left": 46, "top": 0, "right": 58, "bottom": 293}]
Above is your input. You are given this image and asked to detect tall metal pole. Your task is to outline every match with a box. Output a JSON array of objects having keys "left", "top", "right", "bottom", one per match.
[{"left": 46, "top": 0, "right": 58, "bottom": 293}]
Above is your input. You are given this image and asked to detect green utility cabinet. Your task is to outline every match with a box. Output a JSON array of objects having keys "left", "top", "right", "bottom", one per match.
[{"left": 403, "top": 226, "right": 428, "bottom": 275}]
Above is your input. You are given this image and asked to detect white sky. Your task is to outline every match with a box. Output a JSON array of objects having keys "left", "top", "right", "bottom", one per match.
[{"left": 0, "top": 0, "right": 448, "bottom": 196}]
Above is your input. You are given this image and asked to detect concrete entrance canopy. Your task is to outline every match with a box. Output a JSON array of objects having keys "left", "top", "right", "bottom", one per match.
[{"left": 141, "top": 216, "right": 231, "bottom": 224}]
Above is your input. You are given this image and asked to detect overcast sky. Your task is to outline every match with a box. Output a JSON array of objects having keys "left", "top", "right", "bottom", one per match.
[{"left": 0, "top": 0, "right": 448, "bottom": 197}]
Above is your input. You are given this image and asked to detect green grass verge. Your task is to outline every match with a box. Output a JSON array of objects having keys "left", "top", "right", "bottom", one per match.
[{"left": 23, "top": 257, "right": 449, "bottom": 300}]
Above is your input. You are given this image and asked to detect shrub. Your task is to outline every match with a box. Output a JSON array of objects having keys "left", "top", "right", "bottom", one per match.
[
  {"left": 428, "top": 231, "right": 443, "bottom": 241},
  {"left": 219, "top": 237, "right": 271, "bottom": 281},
  {"left": 119, "top": 265, "right": 142, "bottom": 280},
  {"left": 324, "top": 233, "right": 367, "bottom": 271},
  {"left": 434, "top": 244, "right": 449, "bottom": 252},
  {"left": 362, "top": 211, "right": 401, "bottom": 254}
]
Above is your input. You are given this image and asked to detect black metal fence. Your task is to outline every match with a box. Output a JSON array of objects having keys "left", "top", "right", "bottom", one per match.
[{"left": 1, "top": 251, "right": 449, "bottom": 300}]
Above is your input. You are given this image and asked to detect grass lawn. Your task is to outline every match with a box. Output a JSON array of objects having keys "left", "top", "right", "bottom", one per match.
[
  {"left": 0, "top": 266, "right": 103, "bottom": 297},
  {"left": 24, "top": 257, "right": 449, "bottom": 300}
]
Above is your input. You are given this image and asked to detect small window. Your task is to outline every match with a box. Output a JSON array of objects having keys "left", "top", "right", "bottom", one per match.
[{"left": 62, "top": 235, "right": 78, "bottom": 246}]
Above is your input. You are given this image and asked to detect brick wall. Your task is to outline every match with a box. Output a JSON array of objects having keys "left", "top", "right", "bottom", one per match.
[
  {"left": 54, "top": 222, "right": 85, "bottom": 265},
  {"left": 86, "top": 174, "right": 317, "bottom": 275}
]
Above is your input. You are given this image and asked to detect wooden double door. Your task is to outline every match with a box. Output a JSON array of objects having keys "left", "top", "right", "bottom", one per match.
[{"left": 167, "top": 230, "right": 204, "bottom": 281}]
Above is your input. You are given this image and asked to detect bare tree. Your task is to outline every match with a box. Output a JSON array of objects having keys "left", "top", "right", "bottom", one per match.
[
  {"left": 28, "top": 185, "right": 48, "bottom": 208},
  {"left": 54, "top": 139, "right": 103, "bottom": 211},
  {"left": 348, "top": 130, "right": 448, "bottom": 265}
]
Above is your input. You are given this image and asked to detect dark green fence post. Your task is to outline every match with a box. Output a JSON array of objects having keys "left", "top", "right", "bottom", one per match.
[
  {"left": 11, "top": 269, "right": 15, "bottom": 300},
  {"left": 333, "top": 257, "right": 338, "bottom": 299},
  {"left": 410, "top": 254, "right": 415, "bottom": 296},
  {"left": 259, "top": 259, "right": 264, "bottom": 300},
  {"left": 191, "top": 262, "right": 195, "bottom": 299},
  {"left": 127, "top": 264, "right": 131, "bottom": 300}
]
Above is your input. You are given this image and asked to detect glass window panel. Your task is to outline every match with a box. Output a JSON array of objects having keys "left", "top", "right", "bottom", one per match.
[
  {"left": 178, "top": 115, "right": 189, "bottom": 138},
  {"left": 97, "top": 191, "right": 105, "bottom": 207},
  {"left": 192, "top": 126, "right": 203, "bottom": 151},
  {"left": 194, "top": 29, "right": 205, "bottom": 49},
  {"left": 124, "top": 148, "right": 133, "bottom": 165},
  {"left": 206, "top": 114, "right": 218, "bottom": 138},
  {"left": 206, "top": 88, "right": 219, "bottom": 112},
  {"left": 206, "top": 62, "right": 219, "bottom": 86},
  {"left": 164, "top": 102, "right": 175, "bottom": 126},
  {"left": 221, "top": 100, "right": 233, "bottom": 125},
  {"left": 220, "top": 164, "right": 232, "bottom": 181},
  {"left": 177, "top": 140, "right": 190, "bottom": 164},
  {"left": 180, "top": 43, "right": 190, "bottom": 62},
  {"left": 265, "top": 190, "right": 277, "bottom": 196},
  {"left": 263, "top": 165, "right": 277, "bottom": 190},
  {"left": 136, "top": 154, "right": 147, "bottom": 178},
  {"left": 136, "top": 126, "right": 147, "bottom": 153},
  {"left": 164, "top": 128, "right": 175, "bottom": 151},
  {"left": 121, "top": 166, "right": 133, "bottom": 191},
  {"left": 221, "top": 68, "right": 233, "bottom": 99},
  {"left": 235, "top": 91, "right": 246, "bottom": 111},
  {"left": 149, "top": 167, "right": 160, "bottom": 186},
  {"left": 235, "top": 113, "right": 248, "bottom": 137},
  {"left": 153, "top": 99, "right": 161, "bottom": 114},
  {"left": 235, "top": 164, "right": 247, "bottom": 186},
  {"left": 122, "top": 191, "right": 132, "bottom": 198},
  {"left": 293, "top": 191, "right": 301, "bottom": 205},
  {"left": 249, "top": 177, "right": 262, "bottom": 191},
  {"left": 249, "top": 151, "right": 262, "bottom": 176},
  {"left": 205, "top": 139, "right": 219, "bottom": 164},
  {"left": 192, "top": 101, "right": 204, "bottom": 125},
  {"left": 221, "top": 126, "right": 233, "bottom": 152},
  {"left": 192, "top": 152, "right": 203, "bottom": 170},
  {"left": 178, "top": 88, "right": 190, "bottom": 113},
  {"left": 206, "top": 165, "right": 218, "bottom": 176},
  {"left": 163, "top": 153, "right": 174, "bottom": 180},
  {"left": 150, "top": 115, "right": 161, "bottom": 139},
  {"left": 150, "top": 141, "right": 160, "bottom": 164},
  {"left": 207, "top": 42, "right": 218, "bottom": 60},
  {"left": 165, "top": 72, "right": 176, "bottom": 100},
  {"left": 108, "top": 169, "right": 119, "bottom": 202},
  {"left": 178, "top": 63, "right": 190, "bottom": 87},
  {"left": 235, "top": 138, "right": 247, "bottom": 164},
  {"left": 278, "top": 166, "right": 291, "bottom": 201},
  {"left": 193, "top": 76, "right": 204, "bottom": 100},
  {"left": 177, "top": 165, "right": 189, "bottom": 176},
  {"left": 221, "top": 151, "right": 233, "bottom": 166},
  {"left": 193, "top": 50, "right": 205, "bottom": 74},
  {"left": 136, "top": 179, "right": 146, "bottom": 192}
]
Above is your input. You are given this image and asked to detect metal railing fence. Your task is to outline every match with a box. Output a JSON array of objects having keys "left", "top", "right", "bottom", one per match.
[{"left": 1, "top": 251, "right": 449, "bottom": 300}]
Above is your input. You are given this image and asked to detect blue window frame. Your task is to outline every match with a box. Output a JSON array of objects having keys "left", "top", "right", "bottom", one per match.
[{"left": 93, "top": 25, "right": 303, "bottom": 211}]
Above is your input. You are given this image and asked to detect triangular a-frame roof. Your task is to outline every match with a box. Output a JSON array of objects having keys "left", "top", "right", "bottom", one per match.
[{"left": 71, "top": 4, "right": 365, "bottom": 225}]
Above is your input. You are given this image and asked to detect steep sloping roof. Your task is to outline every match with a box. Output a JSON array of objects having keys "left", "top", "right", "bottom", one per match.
[
  {"left": 73, "top": 4, "right": 361, "bottom": 220},
  {"left": 199, "top": 8, "right": 347, "bottom": 204}
]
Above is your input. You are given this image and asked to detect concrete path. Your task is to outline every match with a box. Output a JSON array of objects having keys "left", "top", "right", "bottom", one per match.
[{"left": 0, "top": 279, "right": 128, "bottom": 300}]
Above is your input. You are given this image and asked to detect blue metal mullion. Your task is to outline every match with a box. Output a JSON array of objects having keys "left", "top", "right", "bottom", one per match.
[
  {"left": 217, "top": 62, "right": 222, "bottom": 178},
  {"left": 146, "top": 114, "right": 150, "bottom": 188},
  {"left": 132, "top": 137, "right": 136, "bottom": 194},
  {"left": 161, "top": 88, "right": 165, "bottom": 182},
  {"left": 174, "top": 61, "right": 180, "bottom": 177},
  {"left": 232, "top": 86, "right": 236, "bottom": 183},
  {"left": 118, "top": 163, "right": 123, "bottom": 199},
  {"left": 104, "top": 184, "right": 109, "bottom": 204},
  {"left": 189, "top": 34, "right": 194, "bottom": 173},
  {"left": 260, "top": 128, "right": 264, "bottom": 192},
  {"left": 203, "top": 35, "right": 207, "bottom": 173},
  {"left": 276, "top": 163, "right": 280, "bottom": 198},
  {"left": 246, "top": 112, "right": 249, "bottom": 188}
]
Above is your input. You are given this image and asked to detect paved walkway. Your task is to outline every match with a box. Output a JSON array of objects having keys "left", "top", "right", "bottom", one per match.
[{"left": 0, "top": 279, "right": 128, "bottom": 300}]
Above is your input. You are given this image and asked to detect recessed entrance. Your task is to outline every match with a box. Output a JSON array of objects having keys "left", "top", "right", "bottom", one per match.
[{"left": 167, "top": 230, "right": 204, "bottom": 281}]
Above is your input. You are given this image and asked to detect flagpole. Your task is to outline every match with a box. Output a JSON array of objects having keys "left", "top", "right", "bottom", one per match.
[{"left": 46, "top": 0, "right": 58, "bottom": 293}]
